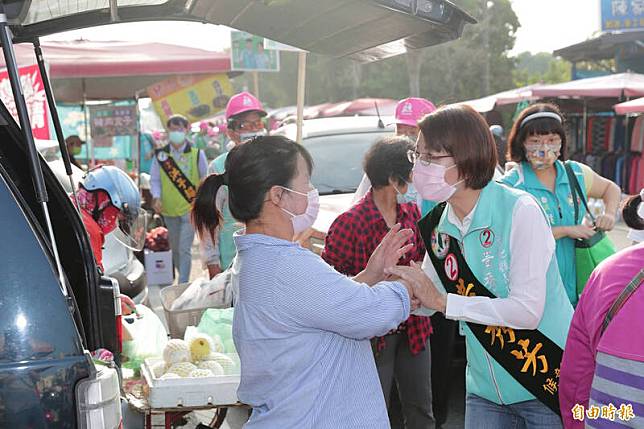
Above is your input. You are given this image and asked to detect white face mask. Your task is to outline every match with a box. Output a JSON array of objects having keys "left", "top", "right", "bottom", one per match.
[
  {"left": 239, "top": 129, "right": 267, "bottom": 143},
  {"left": 279, "top": 186, "right": 320, "bottom": 234}
]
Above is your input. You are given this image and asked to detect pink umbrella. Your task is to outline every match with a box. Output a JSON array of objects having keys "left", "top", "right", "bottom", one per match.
[
  {"left": 320, "top": 98, "right": 398, "bottom": 117},
  {"left": 614, "top": 97, "right": 644, "bottom": 115},
  {"left": 532, "top": 72, "right": 644, "bottom": 99}
]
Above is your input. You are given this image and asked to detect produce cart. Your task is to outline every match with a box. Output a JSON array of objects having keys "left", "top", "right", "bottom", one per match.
[
  {"left": 121, "top": 283, "right": 246, "bottom": 428},
  {"left": 123, "top": 376, "right": 249, "bottom": 429}
]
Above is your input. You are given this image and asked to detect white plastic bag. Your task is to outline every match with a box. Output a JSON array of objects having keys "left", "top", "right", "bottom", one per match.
[
  {"left": 170, "top": 269, "right": 234, "bottom": 311},
  {"left": 121, "top": 304, "right": 168, "bottom": 370}
]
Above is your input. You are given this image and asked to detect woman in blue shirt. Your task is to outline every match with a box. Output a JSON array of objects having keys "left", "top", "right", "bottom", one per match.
[
  {"left": 191, "top": 135, "right": 424, "bottom": 429},
  {"left": 502, "top": 103, "right": 621, "bottom": 305}
]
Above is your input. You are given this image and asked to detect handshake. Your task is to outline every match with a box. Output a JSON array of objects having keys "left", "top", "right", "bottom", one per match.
[
  {"left": 363, "top": 224, "right": 447, "bottom": 314},
  {"left": 386, "top": 261, "right": 448, "bottom": 314}
]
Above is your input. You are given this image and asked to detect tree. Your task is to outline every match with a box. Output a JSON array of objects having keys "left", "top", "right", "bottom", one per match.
[
  {"left": 242, "top": 0, "right": 520, "bottom": 108},
  {"left": 512, "top": 52, "right": 571, "bottom": 87}
]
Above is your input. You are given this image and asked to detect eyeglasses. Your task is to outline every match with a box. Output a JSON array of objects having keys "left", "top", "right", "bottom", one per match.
[
  {"left": 238, "top": 119, "right": 264, "bottom": 131},
  {"left": 407, "top": 149, "right": 452, "bottom": 166},
  {"left": 525, "top": 136, "right": 562, "bottom": 146}
]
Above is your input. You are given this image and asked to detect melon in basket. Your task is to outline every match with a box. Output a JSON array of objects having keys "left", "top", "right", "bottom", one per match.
[{"left": 163, "top": 339, "right": 190, "bottom": 365}]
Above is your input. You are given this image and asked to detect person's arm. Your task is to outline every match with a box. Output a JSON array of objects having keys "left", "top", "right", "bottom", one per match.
[
  {"left": 276, "top": 250, "right": 411, "bottom": 339},
  {"left": 585, "top": 168, "right": 621, "bottom": 231},
  {"left": 197, "top": 149, "right": 209, "bottom": 179},
  {"left": 321, "top": 212, "right": 359, "bottom": 276},
  {"left": 200, "top": 234, "right": 221, "bottom": 277},
  {"left": 552, "top": 224, "right": 596, "bottom": 240},
  {"left": 559, "top": 298, "right": 594, "bottom": 429},
  {"left": 444, "top": 196, "right": 553, "bottom": 329}
]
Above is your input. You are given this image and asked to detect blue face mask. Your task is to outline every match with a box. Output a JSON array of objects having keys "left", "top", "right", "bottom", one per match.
[
  {"left": 168, "top": 131, "right": 186, "bottom": 145},
  {"left": 394, "top": 182, "right": 418, "bottom": 205}
]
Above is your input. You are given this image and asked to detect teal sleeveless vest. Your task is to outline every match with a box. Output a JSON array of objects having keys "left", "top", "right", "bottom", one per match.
[
  {"left": 211, "top": 152, "right": 243, "bottom": 269},
  {"left": 502, "top": 160, "right": 587, "bottom": 306},
  {"left": 433, "top": 181, "right": 573, "bottom": 405}
]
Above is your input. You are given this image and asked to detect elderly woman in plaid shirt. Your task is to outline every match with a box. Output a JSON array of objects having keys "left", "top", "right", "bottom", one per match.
[{"left": 322, "top": 137, "right": 434, "bottom": 428}]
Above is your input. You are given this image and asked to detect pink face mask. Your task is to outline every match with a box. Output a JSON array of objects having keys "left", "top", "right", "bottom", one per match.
[{"left": 412, "top": 161, "right": 462, "bottom": 202}]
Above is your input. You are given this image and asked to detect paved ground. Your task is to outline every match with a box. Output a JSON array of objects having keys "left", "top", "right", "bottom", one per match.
[{"left": 142, "top": 222, "right": 634, "bottom": 428}]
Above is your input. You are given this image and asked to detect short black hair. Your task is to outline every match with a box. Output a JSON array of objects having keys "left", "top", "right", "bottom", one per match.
[
  {"left": 166, "top": 114, "right": 189, "bottom": 129},
  {"left": 364, "top": 137, "right": 414, "bottom": 189},
  {"left": 508, "top": 103, "right": 567, "bottom": 163}
]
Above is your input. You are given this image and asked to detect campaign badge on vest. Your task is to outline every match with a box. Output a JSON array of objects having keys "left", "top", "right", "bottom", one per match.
[
  {"left": 479, "top": 228, "right": 495, "bottom": 248},
  {"left": 431, "top": 229, "right": 450, "bottom": 259},
  {"left": 157, "top": 151, "right": 168, "bottom": 162},
  {"left": 444, "top": 253, "right": 459, "bottom": 281}
]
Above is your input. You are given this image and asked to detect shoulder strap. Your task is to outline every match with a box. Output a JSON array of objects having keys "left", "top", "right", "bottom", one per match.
[
  {"left": 601, "top": 269, "right": 644, "bottom": 336},
  {"left": 155, "top": 147, "right": 198, "bottom": 203},
  {"left": 564, "top": 161, "right": 594, "bottom": 224},
  {"left": 418, "top": 202, "right": 564, "bottom": 416}
]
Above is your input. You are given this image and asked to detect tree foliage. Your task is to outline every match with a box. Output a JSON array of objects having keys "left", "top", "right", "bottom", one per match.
[
  {"left": 512, "top": 52, "right": 571, "bottom": 87},
  {"left": 234, "top": 0, "right": 524, "bottom": 109}
]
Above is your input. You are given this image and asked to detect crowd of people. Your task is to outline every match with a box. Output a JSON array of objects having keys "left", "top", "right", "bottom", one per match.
[
  {"left": 73, "top": 88, "right": 642, "bottom": 428},
  {"left": 191, "top": 91, "right": 644, "bottom": 429}
]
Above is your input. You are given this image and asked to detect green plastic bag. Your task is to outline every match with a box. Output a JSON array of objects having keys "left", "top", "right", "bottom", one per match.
[
  {"left": 198, "top": 308, "right": 236, "bottom": 353},
  {"left": 565, "top": 162, "right": 617, "bottom": 297},
  {"left": 575, "top": 230, "right": 616, "bottom": 295}
]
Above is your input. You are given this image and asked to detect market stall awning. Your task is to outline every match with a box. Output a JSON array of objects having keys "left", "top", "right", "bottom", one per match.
[
  {"left": 9, "top": 40, "right": 232, "bottom": 79},
  {"left": 531, "top": 72, "right": 644, "bottom": 99},
  {"left": 554, "top": 30, "right": 644, "bottom": 63},
  {"left": 4, "top": 0, "right": 476, "bottom": 63},
  {"left": 452, "top": 84, "right": 541, "bottom": 112},
  {"left": 1, "top": 40, "right": 234, "bottom": 101},
  {"left": 614, "top": 97, "right": 644, "bottom": 115}
]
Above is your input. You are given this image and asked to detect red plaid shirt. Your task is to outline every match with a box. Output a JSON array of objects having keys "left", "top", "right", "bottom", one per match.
[{"left": 321, "top": 190, "right": 431, "bottom": 356}]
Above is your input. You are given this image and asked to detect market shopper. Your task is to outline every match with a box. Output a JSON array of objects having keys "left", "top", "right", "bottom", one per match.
[
  {"left": 386, "top": 105, "right": 574, "bottom": 429},
  {"left": 626, "top": 189, "right": 644, "bottom": 244},
  {"left": 353, "top": 97, "right": 436, "bottom": 205},
  {"left": 502, "top": 103, "right": 621, "bottom": 306},
  {"left": 322, "top": 137, "right": 434, "bottom": 429},
  {"left": 65, "top": 134, "right": 85, "bottom": 170},
  {"left": 191, "top": 135, "right": 428, "bottom": 428},
  {"left": 76, "top": 165, "right": 143, "bottom": 315},
  {"left": 150, "top": 114, "right": 208, "bottom": 283},
  {"left": 201, "top": 91, "right": 267, "bottom": 278},
  {"left": 559, "top": 194, "right": 644, "bottom": 429}
]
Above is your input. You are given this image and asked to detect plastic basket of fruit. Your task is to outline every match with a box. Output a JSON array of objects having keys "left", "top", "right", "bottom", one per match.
[{"left": 142, "top": 354, "right": 240, "bottom": 408}]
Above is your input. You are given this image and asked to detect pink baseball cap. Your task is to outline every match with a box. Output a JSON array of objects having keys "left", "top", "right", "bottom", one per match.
[
  {"left": 395, "top": 97, "right": 436, "bottom": 127},
  {"left": 225, "top": 91, "right": 267, "bottom": 120}
]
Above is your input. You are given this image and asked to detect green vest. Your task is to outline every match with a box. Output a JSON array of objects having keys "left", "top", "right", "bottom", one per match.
[
  {"left": 160, "top": 144, "right": 201, "bottom": 217},
  {"left": 211, "top": 152, "right": 242, "bottom": 269},
  {"left": 502, "top": 160, "right": 587, "bottom": 306},
  {"left": 432, "top": 181, "right": 573, "bottom": 405}
]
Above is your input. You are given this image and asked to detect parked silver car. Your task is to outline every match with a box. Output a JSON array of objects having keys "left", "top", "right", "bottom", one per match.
[{"left": 273, "top": 116, "right": 395, "bottom": 253}]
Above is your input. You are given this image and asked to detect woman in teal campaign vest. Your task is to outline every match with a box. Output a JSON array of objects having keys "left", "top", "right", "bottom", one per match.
[
  {"left": 502, "top": 103, "right": 621, "bottom": 306},
  {"left": 387, "top": 105, "right": 574, "bottom": 428}
]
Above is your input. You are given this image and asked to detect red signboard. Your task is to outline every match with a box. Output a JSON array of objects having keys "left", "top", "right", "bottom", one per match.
[{"left": 0, "top": 64, "right": 50, "bottom": 140}]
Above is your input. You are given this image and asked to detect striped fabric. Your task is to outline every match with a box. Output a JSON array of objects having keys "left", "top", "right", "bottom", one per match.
[
  {"left": 232, "top": 233, "right": 411, "bottom": 429},
  {"left": 587, "top": 352, "right": 644, "bottom": 428}
]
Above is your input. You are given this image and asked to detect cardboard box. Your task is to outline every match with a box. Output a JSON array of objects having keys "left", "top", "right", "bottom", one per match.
[{"left": 144, "top": 250, "right": 174, "bottom": 286}]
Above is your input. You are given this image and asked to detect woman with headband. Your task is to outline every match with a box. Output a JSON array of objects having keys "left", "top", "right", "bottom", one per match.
[{"left": 502, "top": 103, "right": 621, "bottom": 306}]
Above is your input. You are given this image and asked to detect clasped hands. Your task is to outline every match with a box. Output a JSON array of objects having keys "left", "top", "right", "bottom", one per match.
[{"left": 360, "top": 224, "right": 447, "bottom": 314}]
